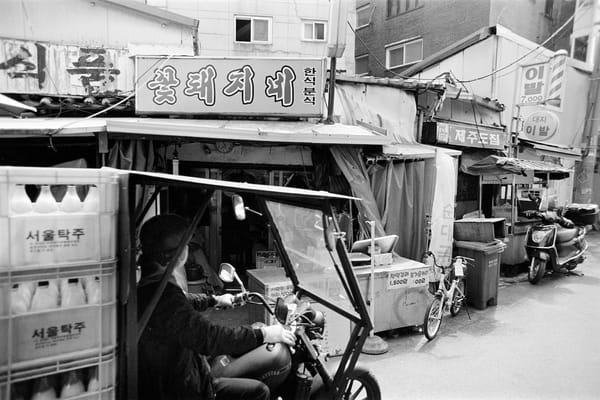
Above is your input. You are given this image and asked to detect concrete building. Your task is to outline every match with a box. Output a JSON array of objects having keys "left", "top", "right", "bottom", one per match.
[
  {"left": 0, "top": 0, "right": 356, "bottom": 98},
  {"left": 354, "top": 0, "right": 575, "bottom": 77}
]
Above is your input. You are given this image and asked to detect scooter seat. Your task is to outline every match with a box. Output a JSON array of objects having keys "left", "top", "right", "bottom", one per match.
[{"left": 556, "top": 226, "right": 579, "bottom": 242}]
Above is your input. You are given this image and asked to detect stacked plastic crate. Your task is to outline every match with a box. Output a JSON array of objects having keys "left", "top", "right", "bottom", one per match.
[{"left": 0, "top": 167, "right": 118, "bottom": 400}]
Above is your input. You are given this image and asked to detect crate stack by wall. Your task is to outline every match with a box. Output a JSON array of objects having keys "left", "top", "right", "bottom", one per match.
[{"left": 0, "top": 167, "right": 118, "bottom": 400}]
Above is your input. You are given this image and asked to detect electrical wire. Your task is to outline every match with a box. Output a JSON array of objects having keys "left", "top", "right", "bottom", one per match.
[{"left": 458, "top": 12, "right": 577, "bottom": 84}]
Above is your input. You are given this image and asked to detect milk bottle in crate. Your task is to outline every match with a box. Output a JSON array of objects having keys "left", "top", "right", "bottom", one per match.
[{"left": 0, "top": 167, "right": 119, "bottom": 269}]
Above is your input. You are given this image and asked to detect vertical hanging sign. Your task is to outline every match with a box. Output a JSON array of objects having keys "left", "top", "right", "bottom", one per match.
[{"left": 517, "top": 62, "right": 547, "bottom": 106}]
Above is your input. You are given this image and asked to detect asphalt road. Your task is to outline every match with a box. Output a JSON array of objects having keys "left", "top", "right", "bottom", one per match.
[{"left": 359, "top": 231, "right": 600, "bottom": 400}]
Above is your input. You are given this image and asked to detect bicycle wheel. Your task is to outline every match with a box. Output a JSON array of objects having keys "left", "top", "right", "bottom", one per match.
[
  {"left": 342, "top": 367, "right": 381, "bottom": 400},
  {"left": 423, "top": 296, "right": 443, "bottom": 340},
  {"left": 450, "top": 280, "right": 465, "bottom": 316}
]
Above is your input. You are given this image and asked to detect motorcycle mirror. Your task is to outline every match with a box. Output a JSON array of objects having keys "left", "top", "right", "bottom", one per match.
[
  {"left": 232, "top": 195, "right": 246, "bottom": 221},
  {"left": 274, "top": 297, "right": 288, "bottom": 324},
  {"left": 218, "top": 263, "right": 236, "bottom": 283},
  {"left": 219, "top": 263, "right": 247, "bottom": 291},
  {"left": 323, "top": 215, "right": 336, "bottom": 252}
]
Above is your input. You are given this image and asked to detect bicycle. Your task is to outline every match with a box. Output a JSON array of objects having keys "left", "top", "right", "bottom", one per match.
[{"left": 422, "top": 251, "right": 473, "bottom": 340}]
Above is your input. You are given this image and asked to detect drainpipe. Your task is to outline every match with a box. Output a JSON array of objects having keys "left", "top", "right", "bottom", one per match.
[{"left": 192, "top": 19, "right": 200, "bottom": 55}]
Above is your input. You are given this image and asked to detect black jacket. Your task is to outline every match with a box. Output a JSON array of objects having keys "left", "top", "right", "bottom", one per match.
[{"left": 137, "top": 279, "right": 264, "bottom": 400}]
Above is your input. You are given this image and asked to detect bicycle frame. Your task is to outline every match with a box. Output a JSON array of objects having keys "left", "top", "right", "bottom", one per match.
[{"left": 431, "top": 267, "right": 463, "bottom": 319}]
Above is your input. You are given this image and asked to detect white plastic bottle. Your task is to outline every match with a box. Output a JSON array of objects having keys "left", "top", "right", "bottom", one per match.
[
  {"left": 60, "top": 278, "right": 86, "bottom": 307},
  {"left": 60, "top": 370, "right": 85, "bottom": 398},
  {"left": 10, "top": 184, "right": 33, "bottom": 214},
  {"left": 59, "top": 185, "right": 83, "bottom": 213},
  {"left": 11, "top": 282, "right": 34, "bottom": 314},
  {"left": 33, "top": 185, "right": 59, "bottom": 213},
  {"left": 83, "top": 276, "right": 101, "bottom": 304},
  {"left": 86, "top": 366, "right": 100, "bottom": 392},
  {"left": 30, "top": 280, "right": 59, "bottom": 311},
  {"left": 31, "top": 376, "right": 57, "bottom": 400},
  {"left": 82, "top": 185, "right": 99, "bottom": 212}
]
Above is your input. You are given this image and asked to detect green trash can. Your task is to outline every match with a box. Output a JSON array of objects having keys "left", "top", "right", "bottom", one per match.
[{"left": 453, "top": 240, "right": 505, "bottom": 310}]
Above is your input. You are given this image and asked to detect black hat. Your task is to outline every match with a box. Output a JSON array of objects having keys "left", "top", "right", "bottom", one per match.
[{"left": 139, "top": 214, "right": 189, "bottom": 263}]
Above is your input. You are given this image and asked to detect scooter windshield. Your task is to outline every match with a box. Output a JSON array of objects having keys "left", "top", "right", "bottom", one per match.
[{"left": 265, "top": 200, "right": 357, "bottom": 318}]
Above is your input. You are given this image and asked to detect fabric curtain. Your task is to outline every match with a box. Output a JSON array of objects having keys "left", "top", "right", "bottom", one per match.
[
  {"left": 330, "top": 146, "right": 385, "bottom": 239},
  {"left": 108, "top": 139, "right": 155, "bottom": 213},
  {"left": 368, "top": 160, "right": 427, "bottom": 260}
]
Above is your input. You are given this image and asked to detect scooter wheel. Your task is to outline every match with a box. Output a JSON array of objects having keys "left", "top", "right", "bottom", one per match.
[
  {"left": 342, "top": 367, "right": 381, "bottom": 400},
  {"left": 529, "top": 258, "right": 546, "bottom": 284}
]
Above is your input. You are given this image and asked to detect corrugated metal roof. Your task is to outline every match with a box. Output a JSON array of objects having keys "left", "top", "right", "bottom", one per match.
[{"left": 466, "top": 155, "right": 571, "bottom": 179}]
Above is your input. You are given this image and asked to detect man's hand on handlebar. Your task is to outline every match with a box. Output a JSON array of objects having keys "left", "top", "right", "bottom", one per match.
[
  {"left": 261, "top": 325, "right": 296, "bottom": 346},
  {"left": 213, "top": 293, "right": 235, "bottom": 308}
]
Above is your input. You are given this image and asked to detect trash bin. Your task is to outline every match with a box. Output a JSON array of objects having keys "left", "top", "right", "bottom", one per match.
[{"left": 453, "top": 240, "right": 505, "bottom": 310}]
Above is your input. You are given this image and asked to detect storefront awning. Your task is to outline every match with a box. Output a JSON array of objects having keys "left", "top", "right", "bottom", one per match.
[
  {"left": 0, "top": 117, "right": 107, "bottom": 137},
  {"left": 107, "top": 118, "right": 392, "bottom": 145},
  {"left": 0, "top": 117, "right": 392, "bottom": 146},
  {"left": 465, "top": 155, "right": 571, "bottom": 179},
  {"left": 518, "top": 138, "right": 581, "bottom": 160}
]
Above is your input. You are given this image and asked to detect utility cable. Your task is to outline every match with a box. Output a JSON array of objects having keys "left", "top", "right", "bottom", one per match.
[{"left": 459, "top": 12, "right": 577, "bottom": 84}]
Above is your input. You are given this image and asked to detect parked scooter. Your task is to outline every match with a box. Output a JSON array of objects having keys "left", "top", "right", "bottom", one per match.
[
  {"left": 524, "top": 203, "right": 598, "bottom": 284},
  {"left": 212, "top": 263, "right": 381, "bottom": 400}
]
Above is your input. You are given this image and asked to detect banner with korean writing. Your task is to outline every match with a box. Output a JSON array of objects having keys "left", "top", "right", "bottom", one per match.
[
  {"left": 11, "top": 214, "right": 99, "bottom": 266},
  {"left": 517, "top": 62, "right": 547, "bottom": 106},
  {"left": 135, "top": 56, "right": 325, "bottom": 117},
  {"left": 436, "top": 122, "right": 506, "bottom": 150},
  {"left": 12, "top": 307, "right": 101, "bottom": 363}
]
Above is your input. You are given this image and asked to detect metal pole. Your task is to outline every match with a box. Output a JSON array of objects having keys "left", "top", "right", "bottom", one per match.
[{"left": 325, "top": 57, "right": 337, "bottom": 125}]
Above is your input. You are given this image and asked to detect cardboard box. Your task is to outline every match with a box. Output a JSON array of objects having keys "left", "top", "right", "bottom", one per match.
[{"left": 454, "top": 218, "right": 506, "bottom": 243}]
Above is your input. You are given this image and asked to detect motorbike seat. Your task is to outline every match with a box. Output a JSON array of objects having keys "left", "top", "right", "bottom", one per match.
[{"left": 556, "top": 226, "right": 579, "bottom": 243}]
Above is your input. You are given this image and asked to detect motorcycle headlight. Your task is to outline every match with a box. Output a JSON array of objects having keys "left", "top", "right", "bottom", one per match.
[{"left": 531, "top": 230, "right": 549, "bottom": 244}]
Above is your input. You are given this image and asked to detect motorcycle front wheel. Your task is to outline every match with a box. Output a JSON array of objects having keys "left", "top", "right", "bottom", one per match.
[
  {"left": 528, "top": 258, "right": 546, "bottom": 284},
  {"left": 450, "top": 280, "right": 465, "bottom": 316},
  {"left": 342, "top": 367, "right": 381, "bottom": 400},
  {"left": 423, "top": 297, "right": 443, "bottom": 340}
]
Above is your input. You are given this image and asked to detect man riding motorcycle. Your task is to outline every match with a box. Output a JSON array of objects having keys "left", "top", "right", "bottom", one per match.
[{"left": 136, "top": 214, "right": 294, "bottom": 400}]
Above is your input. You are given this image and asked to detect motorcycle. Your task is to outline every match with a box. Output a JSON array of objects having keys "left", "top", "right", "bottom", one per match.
[
  {"left": 524, "top": 203, "right": 597, "bottom": 284},
  {"left": 212, "top": 263, "right": 380, "bottom": 400}
]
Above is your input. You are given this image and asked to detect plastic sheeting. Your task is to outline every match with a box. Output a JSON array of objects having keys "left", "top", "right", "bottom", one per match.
[
  {"left": 330, "top": 146, "right": 386, "bottom": 238},
  {"left": 368, "top": 160, "right": 427, "bottom": 260}
]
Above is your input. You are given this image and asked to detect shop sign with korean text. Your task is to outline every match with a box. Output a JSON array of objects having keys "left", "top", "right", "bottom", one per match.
[
  {"left": 522, "top": 110, "right": 560, "bottom": 141},
  {"left": 135, "top": 56, "right": 325, "bottom": 117},
  {"left": 435, "top": 122, "right": 506, "bottom": 150}
]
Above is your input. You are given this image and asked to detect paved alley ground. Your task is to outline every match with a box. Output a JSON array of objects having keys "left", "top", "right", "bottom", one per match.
[{"left": 358, "top": 231, "right": 600, "bottom": 400}]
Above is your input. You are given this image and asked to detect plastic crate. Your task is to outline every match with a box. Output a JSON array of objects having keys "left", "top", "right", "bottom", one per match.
[
  {"left": 0, "top": 350, "right": 116, "bottom": 400},
  {"left": 0, "top": 262, "right": 116, "bottom": 372},
  {"left": 0, "top": 167, "right": 119, "bottom": 270}
]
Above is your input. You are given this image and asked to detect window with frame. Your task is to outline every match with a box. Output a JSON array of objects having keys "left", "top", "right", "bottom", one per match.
[
  {"left": 355, "top": 55, "right": 369, "bottom": 75},
  {"left": 386, "top": 38, "right": 423, "bottom": 68},
  {"left": 357, "top": 4, "right": 372, "bottom": 28},
  {"left": 235, "top": 16, "right": 272, "bottom": 43},
  {"left": 572, "top": 35, "right": 589, "bottom": 63},
  {"left": 302, "top": 20, "right": 326, "bottom": 41},
  {"left": 544, "top": 0, "right": 554, "bottom": 18},
  {"left": 387, "top": 0, "right": 419, "bottom": 17}
]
